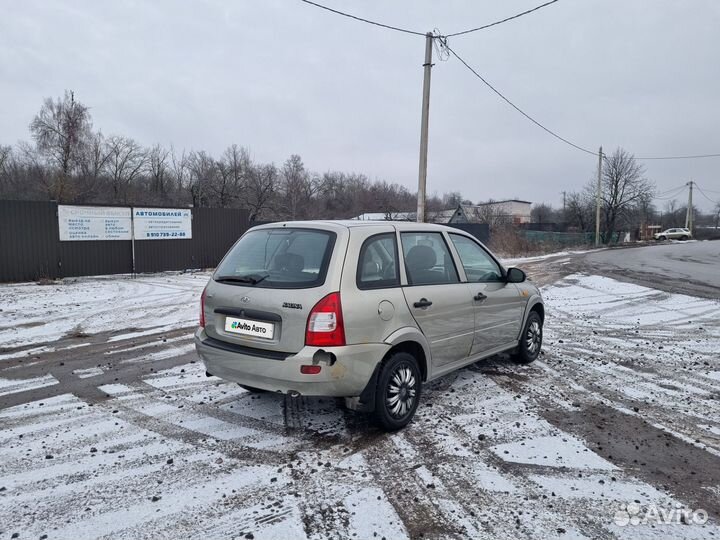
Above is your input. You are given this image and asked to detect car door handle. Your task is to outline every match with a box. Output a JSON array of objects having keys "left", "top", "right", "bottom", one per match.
[
  {"left": 413, "top": 298, "right": 433, "bottom": 309},
  {"left": 474, "top": 292, "right": 487, "bottom": 302}
]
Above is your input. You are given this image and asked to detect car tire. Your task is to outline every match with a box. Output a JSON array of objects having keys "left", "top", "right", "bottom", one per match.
[
  {"left": 680, "top": 235, "right": 689, "bottom": 241},
  {"left": 239, "top": 384, "right": 267, "bottom": 393},
  {"left": 658, "top": 235, "right": 666, "bottom": 241},
  {"left": 513, "top": 311, "right": 543, "bottom": 364},
  {"left": 373, "top": 352, "right": 422, "bottom": 431}
]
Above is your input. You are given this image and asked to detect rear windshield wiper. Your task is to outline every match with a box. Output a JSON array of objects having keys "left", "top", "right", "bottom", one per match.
[{"left": 215, "top": 274, "right": 269, "bottom": 285}]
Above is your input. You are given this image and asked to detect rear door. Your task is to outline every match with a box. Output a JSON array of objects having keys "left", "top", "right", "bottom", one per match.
[
  {"left": 448, "top": 233, "right": 526, "bottom": 355},
  {"left": 399, "top": 231, "right": 475, "bottom": 368},
  {"left": 203, "top": 226, "right": 344, "bottom": 354}
]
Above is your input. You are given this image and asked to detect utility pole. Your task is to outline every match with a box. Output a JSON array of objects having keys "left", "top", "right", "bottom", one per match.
[
  {"left": 595, "top": 146, "right": 603, "bottom": 246},
  {"left": 562, "top": 191, "right": 566, "bottom": 218},
  {"left": 685, "top": 180, "right": 694, "bottom": 230},
  {"left": 416, "top": 32, "right": 433, "bottom": 223}
]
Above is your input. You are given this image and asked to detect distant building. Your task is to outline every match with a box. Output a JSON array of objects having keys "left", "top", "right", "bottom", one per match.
[
  {"left": 352, "top": 199, "right": 532, "bottom": 225},
  {"left": 449, "top": 200, "right": 532, "bottom": 225},
  {"left": 352, "top": 211, "right": 415, "bottom": 221}
]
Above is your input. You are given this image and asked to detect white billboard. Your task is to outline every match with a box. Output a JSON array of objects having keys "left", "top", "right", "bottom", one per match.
[
  {"left": 58, "top": 205, "right": 132, "bottom": 241},
  {"left": 133, "top": 208, "right": 192, "bottom": 240}
]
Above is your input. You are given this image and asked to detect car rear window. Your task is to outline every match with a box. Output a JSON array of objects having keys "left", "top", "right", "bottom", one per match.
[{"left": 215, "top": 228, "right": 336, "bottom": 288}]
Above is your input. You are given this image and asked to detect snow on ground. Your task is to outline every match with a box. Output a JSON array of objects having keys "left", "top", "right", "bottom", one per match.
[
  {"left": 500, "top": 248, "right": 603, "bottom": 267},
  {"left": 0, "top": 271, "right": 210, "bottom": 349},
  {"left": 1, "top": 271, "right": 719, "bottom": 537}
]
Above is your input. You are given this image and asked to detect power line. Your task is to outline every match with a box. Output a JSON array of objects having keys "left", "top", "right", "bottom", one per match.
[
  {"left": 654, "top": 185, "right": 687, "bottom": 199},
  {"left": 298, "top": 0, "right": 426, "bottom": 36},
  {"left": 656, "top": 184, "right": 687, "bottom": 196},
  {"left": 446, "top": 44, "right": 597, "bottom": 155},
  {"left": 446, "top": 0, "right": 560, "bottom": 38},
  {"left": 299, "top": 0, "right": 562, "bottom": 39},
  {"left": 695, "top": 184, "right": 720, "bottom": 205},
  {"left": 298, "top": 0, "right": 720, "bottom": 163},
  {"left": 636, "top": 153, "right": 720, "bottom": 160}
]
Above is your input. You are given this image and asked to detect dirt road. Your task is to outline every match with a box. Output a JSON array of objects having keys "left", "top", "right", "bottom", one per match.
[{"left": 1, "top": 249, "right": 719, "bottom": 539}]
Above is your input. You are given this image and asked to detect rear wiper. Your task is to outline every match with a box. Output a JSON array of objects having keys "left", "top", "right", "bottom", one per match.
[{"left": 215, "top": 274, "right": 269, "bottom": 285}]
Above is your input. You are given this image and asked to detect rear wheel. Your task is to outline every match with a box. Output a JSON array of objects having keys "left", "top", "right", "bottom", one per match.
[
  {"left": 373, "top": 352, "right": 421, "bottom": 431},
  {"left": 680, "top": 235, "right": 689, "bottom": 241},
  {"left": 513, "top": 311, "right": 543, "bottom": 364}
]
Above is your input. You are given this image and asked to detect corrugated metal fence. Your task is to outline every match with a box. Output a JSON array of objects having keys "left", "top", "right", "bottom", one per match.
[{"left": 0, "top": 200, "right": 249, "bottom": 282}]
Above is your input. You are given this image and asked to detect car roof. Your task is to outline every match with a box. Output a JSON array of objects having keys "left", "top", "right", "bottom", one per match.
[{"left": 250, "top": 220, "right": 461, "bottom": 233}]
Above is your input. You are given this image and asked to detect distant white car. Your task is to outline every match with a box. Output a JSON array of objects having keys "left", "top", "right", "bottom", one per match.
[{"left": 654, "top": 228, "right": 692, "bottom": 241}]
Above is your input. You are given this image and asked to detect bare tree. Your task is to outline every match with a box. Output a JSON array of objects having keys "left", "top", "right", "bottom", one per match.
[
  {"left": 75, "top": 132, "right": 112, "bottom": 202},
  {"left": 186, "top": 151, "right": 217, "bottom": 207},
  {"left": 246, "top": 164, "right": 277, "bottom": 221},
  {"left": 595, "top": 148, "right": 654, "bottom": 243},
  {"left": 713, "top": 203, "right": 720, "bottom": 229},
  {"left": 530, "top": 203, "right": 555, "bottom": 224},
  {"left": 0, "top": 145, "right": 11, "bottom": 194},
  {"left": 565, "top": 191, "right": 593, "bottom": 231},
  {"left": 212, "top": 145, "right": 250, "bottom": 207},
  {"left": 29, "top": 90, "right": 92, "bottom": 200},
  {"left": 147, "top": 144, "right": 171, "bottom": 196},
  {"left": 103, "top": 136, "right": 148, "bottom": 202},
  {"left": 464, "top": 200, "right": 512, "bottom": 228},
  {"left": 280, "top": 155, "right": 317, "bottom": 219}
]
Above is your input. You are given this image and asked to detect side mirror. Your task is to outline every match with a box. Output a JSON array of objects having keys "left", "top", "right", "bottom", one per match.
[{"left": 506, "top": 267, "right": 526, "bottom": 283}]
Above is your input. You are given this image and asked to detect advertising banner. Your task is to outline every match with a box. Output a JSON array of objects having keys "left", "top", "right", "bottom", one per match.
[
  {"left": 133, "top": 208, "right": 192, "bottom": 240},
  {"left": 58, "top": 205, "right": 132, "bottom": 241}
]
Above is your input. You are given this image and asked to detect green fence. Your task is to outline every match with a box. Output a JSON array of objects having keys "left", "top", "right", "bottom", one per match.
[{"left": 519, "top": 230, "right": 594, "bottom": 246}]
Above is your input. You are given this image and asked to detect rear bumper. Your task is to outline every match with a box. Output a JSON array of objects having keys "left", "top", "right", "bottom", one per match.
[{"left": 194, "top": 328, "right": 390, "bottom": 397}]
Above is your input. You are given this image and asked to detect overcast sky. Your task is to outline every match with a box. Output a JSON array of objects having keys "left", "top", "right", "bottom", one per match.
[{"left": 1, "top": 0, "right": 719, "bottom": 211}]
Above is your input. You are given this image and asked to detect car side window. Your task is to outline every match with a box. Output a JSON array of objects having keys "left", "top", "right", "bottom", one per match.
[
  {"left": 449, "top": 234, "right": 504, "bottom": 283},
  {"left": 357, "top": 233, "right": 400, "bottom": 289},
  {"left": 400, "top": 232, "right": 459, "bottom": 286}
]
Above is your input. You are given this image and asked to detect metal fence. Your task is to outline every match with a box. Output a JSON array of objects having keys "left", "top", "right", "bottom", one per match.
[
  {"left": 0, "top": 200, "right": 249, "bottom": 282},
  {"left": 446, "top": 223, "right": 490, "bottom": 244},
  {"left": 519, "top": 229, "right": 595, "bottom": 246},
  {"left": 519, "top": 229, "right": 624, "bottom": 246}
]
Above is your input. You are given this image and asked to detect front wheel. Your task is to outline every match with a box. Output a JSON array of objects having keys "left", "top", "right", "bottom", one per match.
[
  {"left": 657, "top": 235, "right": 666, "bottom": 241},
  {"left": 513, "top": 311, "right": 543, "bottom": 364},
  {"left": 374, "top": 352, "right": 422, "bottom": 431},
  {"left": 680, "top": 235, "right": 689, "bottom": 241}
]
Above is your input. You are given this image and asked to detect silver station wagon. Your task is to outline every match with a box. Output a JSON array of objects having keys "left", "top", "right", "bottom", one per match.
[{"left": 195, "top": 221, "right": 544, "bottom": 430}]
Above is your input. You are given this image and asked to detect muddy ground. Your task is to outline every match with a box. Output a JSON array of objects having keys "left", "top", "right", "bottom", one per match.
[{"left": 1, "top": 245, "right": 719, "bottom": 539}]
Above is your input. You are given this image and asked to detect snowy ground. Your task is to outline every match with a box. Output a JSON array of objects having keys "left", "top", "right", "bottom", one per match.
[
  {"left": 0, "top": 271, "right": 210, "bottom": 353},
  {"left": 1, "top": 267, "right": 719, "bottom": 538}
]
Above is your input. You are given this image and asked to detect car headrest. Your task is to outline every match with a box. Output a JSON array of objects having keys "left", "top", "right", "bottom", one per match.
[
  {"left": 405, "top": 245, "right": 436, "bottom": 271},
  {"left": 273, "top": 252, "right": 304, "bottom": 273},
  {"left": 362, "top": 261, "right": 381, "bottom": 279}
]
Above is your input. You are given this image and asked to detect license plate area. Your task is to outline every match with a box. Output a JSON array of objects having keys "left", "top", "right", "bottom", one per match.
[{"left": 224, "top": 316, "right": 275, "bottom": 340}]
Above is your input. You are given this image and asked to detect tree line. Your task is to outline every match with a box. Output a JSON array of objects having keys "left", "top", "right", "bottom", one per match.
[
  {"left": 0, "top": 91, "right": 461, "bottom": 221},
  {"left": 2, "top": 91, "right": 717, "bottom": 238}
]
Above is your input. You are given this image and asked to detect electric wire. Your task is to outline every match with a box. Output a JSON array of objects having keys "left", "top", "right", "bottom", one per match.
[
  {"left": 298, "top": 0, "right": 720, "bottom": 162},
  {"left": 446, "top": 0, "right": 560, "bottom": 37},
  {"left": 654, "top": 184, "right": 687, "bottom": 198},
  {"left": 298, "top": 0, "right": 426, "bottom": 36},
  {"left": 446, "top": 44, "right": 597, "bottom": 155},
  {"left": 299, "top": 0, "right": 562, "bottom": 39},
  {"left": 636, "top": 153, "right": 720, "bottom": 160},
  {"left": 695, "top": 184, "right": 720, "bottom": 205}
]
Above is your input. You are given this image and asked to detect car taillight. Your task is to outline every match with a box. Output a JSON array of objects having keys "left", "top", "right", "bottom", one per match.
[
  {"left": 200, "top": 286, "right": 208, "bottom": 328},
  {"left": 305, "top": 292, "right": 345, "bottom": 347}
]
